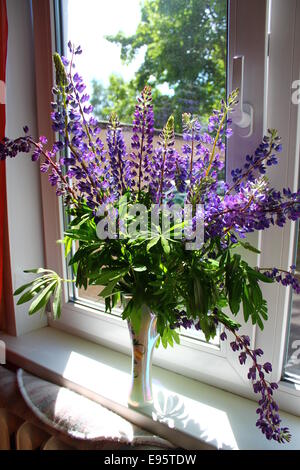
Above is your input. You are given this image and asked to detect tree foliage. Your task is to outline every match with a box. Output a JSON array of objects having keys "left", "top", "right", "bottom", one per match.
[{"left": 91, "top": 0, "right": 227, "bottom": 131}]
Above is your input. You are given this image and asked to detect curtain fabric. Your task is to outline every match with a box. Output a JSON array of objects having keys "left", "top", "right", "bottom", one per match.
[{"left": 0, "top": 0, "right": 8, "bottom": 320}]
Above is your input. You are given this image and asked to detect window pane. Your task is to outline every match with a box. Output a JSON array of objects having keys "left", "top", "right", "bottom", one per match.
[
  {"left": 64, "top": 0, "right": 227, "bottom": 132},
  {"left": 284, "top": 227, "right": 300, "bottom": 382},
  {"left": 62, "top": 0, "right": 227, "bottom": 343}
]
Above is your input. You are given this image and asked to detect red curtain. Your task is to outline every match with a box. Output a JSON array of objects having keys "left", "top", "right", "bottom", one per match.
[{"left": 0, "top": 0, "right": 8, "bottom": 306}]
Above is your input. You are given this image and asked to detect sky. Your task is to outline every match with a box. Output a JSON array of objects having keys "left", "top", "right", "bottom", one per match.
[{"left": 66, "top": 0, "right": 145, "bottom": 94}]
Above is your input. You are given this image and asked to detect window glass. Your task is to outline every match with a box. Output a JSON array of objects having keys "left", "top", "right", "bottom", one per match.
[
  {"left": 62, "top": 0, "right": 227, "bottom": 344},
  {"left": 65, "top": 0, "right": 227, "bottom": 132}
]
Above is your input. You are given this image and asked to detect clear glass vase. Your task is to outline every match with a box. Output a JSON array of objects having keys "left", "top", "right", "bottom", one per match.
[{"left": 127, "top": 305, "right": 159, "bottom": 408}]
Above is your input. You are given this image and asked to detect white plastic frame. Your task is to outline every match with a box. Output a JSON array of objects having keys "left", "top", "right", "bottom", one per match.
[{"left": 37, "top": 0, "right": 300, "bottom": 414}]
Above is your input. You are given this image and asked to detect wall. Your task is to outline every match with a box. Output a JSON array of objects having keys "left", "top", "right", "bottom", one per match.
[{"left": 5, "top": 0, "right": 46, "bottom": 335}]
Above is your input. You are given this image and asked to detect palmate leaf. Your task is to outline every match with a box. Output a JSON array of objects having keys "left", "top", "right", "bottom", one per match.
[
  {"left": 28, "top": 281, "right": 57, "bottom": 315},
  {"left": 16, "top": 276, "right": 54, "bottom": 305},
  {"left": 223, "top": 252, "right": 271, "bottom": 329},
  {"left": 14, "top": 269, "right": 63, "bottom": 317},
  {"left": 157, "top": 326, "right": 180, "bottom": 349}
]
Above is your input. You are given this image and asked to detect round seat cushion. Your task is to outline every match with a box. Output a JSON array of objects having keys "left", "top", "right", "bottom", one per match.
[{"left": 17, "top": 369, "right": 174, "bottom": 449}]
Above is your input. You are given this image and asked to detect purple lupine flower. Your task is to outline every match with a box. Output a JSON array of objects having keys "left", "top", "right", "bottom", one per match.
[
  {"left": 106, "top": 113, "right": 127, "bottom": 196},
  {"left": 239, "top": 351, "right": 247, "bottom": 365},
  {"left": 262, "top": 267, "right": 300, "bottom": 294},
  {"left": 39, "top": 136, "right": 48, "bottom": 145},
  {"left": 230, "top": 341, "right": 240, "bottom": 352},
  {"left": 230, "top": 130, "right": 283, "bottom": 192},
  {"left": 263, "top": 362, "right": 272, "bottom": 373},
  {"left": 217, "top": 323, "right": 291, "bottom": 444},
  {"left": 171, "top": 310, "right": 195, "bottom": 330},
  {"left": 220, "top": 331, "right": 227, "bottom": 341},
  {"left": 150, "top": 115, "right": 177, "bottom": 204},
  {"left": 126, "top": 85, "right": 154, "bottom": 195}
]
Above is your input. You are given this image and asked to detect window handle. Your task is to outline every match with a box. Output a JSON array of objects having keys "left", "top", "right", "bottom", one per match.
[{"left": 231, "top": 55, "right": 253, "bottom": 136}]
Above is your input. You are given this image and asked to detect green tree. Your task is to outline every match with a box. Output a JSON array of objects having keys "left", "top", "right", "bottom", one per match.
[
  {"left": 92, "top": 0, "right": 227, "bottom": 132},
  {"left": 90, "top": 76, "right": 137, "bottom": 124}
]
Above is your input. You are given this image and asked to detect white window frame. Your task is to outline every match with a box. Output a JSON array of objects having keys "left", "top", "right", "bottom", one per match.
[
  {"left": 36, "top": 0, "right": 300, "bottom": 415},
  {"left": 255, "top": 0, "right": 300, "bottom": 415}
]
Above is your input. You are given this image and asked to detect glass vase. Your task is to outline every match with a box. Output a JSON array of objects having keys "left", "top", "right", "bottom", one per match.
[{"left": 127, "top": 305, "right": 158, "bottom": 408}]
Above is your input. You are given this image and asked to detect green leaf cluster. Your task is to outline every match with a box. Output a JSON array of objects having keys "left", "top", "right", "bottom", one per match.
[
  {"left": 14, "top": 268, "right": 63, "bottom": 319},
  {"left": 13, "top": 199, "right": 275, "bottom": 348}
]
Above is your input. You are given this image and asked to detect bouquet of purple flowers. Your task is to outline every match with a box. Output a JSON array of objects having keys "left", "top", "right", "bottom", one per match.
[{"left": 1, "top": 43, "right": 300, "bottom": 443}]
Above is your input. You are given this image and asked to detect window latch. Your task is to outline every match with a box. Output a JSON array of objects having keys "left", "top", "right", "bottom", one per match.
[{"left": 231, "top": 55, "right": 253, "bottom": 137}]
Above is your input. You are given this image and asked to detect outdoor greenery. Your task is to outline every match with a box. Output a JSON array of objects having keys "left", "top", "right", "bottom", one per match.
[{"left": 91, "top": 0, "right": 227, "bottom": 131}]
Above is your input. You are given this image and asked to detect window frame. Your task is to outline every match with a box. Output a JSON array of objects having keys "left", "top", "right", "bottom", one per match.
[
  {"left": 254, "top": 0, "right": 300, "bottom": 414},
  {"left": 33, "top": 0, "right": 300, "bottom": 414}
]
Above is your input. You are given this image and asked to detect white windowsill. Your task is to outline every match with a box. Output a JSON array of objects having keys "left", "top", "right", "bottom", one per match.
[{"left": 1, "top": 326, "right": 300, "bottom": 450}]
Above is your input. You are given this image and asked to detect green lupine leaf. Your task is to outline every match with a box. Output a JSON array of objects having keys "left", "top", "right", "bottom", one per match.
[
  {"left": 122, "top": 298, "right": 133, "bottom": 320},
  {"left": 105, "top": 297, "right": 111, "bottom": 313},
  {"left": 93, "top": 267, "right": 129, "bottom": 285},
  {"left": 167, "top": 333, "right": 174, "bottom": 347},
  {"left": 14, "top": 282, "right": 36, "bottom": 296},
  {"left": 52, "top": 281, "right": 62, "bottom": 319},
  {"left": 99, "top": 279, "right": 120, "bottom": 298},
  {"left": 39, "top": 288, "right": 55, "bottom": 317},
  {"left": 111, "top": 291, "right": 121, "bottom": 309},
  {"left": 251, "top": 283, "right": 263, "bottom": 306},
  {"left": 242, "top": 291, "right": 251, "bottom": 322},
  {"left": 171, "top": 329, "right": 180, "bottom": 345},
  {"left": 229, "top": 278, "right": 243, "bottom": 315},
  {"left": 260, "top": 304, "right": 268, "bottom": 321},
  {"left": 17, "top": 287, "right": 43, "bottom": 306},
  {"left": 147, "top": 237, "right": 160, "bottom": 251},
  {"left": 161, "top": 331, "right": 168, "bottom": 348},
  {"left": 23, "top": 268, "right": 56, "bottom": 275},
  {"left": 161, "top": 236, "right": 170, "bottom": 255},
  {"left": 256, "top": 314, "right": 264, "bottom": 330},
  {"left": 129, "top": 306, "right": 142, "bottom": 334},
  {"left": 64, "top": 237, "right": 73, "bottom": 258},
  {"left": 28, "top": 281, "right": 57, "bottom": 315},
  {"left": 16, "top": 276, "right": 53, "bottom": 305},
  {"left": 238, "top": 241, "right": 261, "bottom": 254},
  {"left": 57, "top": 236, "right": 73, "bottom": 258}
]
